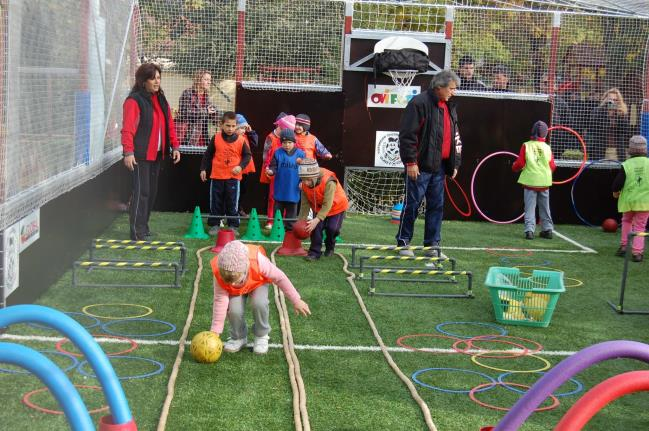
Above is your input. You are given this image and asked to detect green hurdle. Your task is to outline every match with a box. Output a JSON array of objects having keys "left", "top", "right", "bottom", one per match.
[
  {"left": 350, "top": 245, "right": 441, "bottom": 268},
  {"left": 369, "top": 268, "right": 473, "bottom": 298},
  {"left": 607, "top": 231, "right": 649, "bottom": 314},
  {"left": 72, "top": 260, "right": 181, "bottom": 288},
  {"left": 358, "top": 255, "right": 457, "bottom": 279},
  {"left": 91, "top": 238, "right": 187, "bottom": 272}
]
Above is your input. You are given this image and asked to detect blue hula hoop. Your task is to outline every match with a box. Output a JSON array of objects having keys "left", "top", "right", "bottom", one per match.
[
  {"left": 101, "top": 318, "right": 176, "bottom": 337},
  {"left": 412, "top": 367, "right": 497, "bottom": 394},
  {"left": 77, "top": 355, "right": 164, "bottom": 380},
  {"left": 570, "top": 159, "right": 622, "bottom": 227},
  {"left": 27, "top": 312, "right": 100, "bottom": 331},
  {"left": 435, "top": 321, "right": 508, "bottom": 339},
  {"left": 499, "top": 257, "right": 552, "bottom": 267},
  {"left": 0, "top": 350, "right": 80, "bottom": 374},
  {"left": 497, "top": 371, "right": 584, "bottom": 397}
]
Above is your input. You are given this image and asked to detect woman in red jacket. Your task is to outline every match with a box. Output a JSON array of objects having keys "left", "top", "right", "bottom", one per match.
[{"left": 121, "top": 63, "right": 181, "bottom": 241}]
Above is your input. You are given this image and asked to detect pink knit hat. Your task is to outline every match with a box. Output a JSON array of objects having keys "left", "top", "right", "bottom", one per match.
[
  {"left": 218, "top": 241, "right": 249, "bottom": 273},
  {"left": 274, "top": 114, "right": 296, "bottom": 130}
]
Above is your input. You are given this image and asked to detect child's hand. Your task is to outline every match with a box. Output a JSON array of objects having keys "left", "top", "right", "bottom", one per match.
[
  {"left": 265, "top": 168, "right": 274, "bottom": 177},
  {"left": 306, "top": 218, "right": 320, "bottom": 233},
  {"left": 323, "top": 154, "right": 333, "bottom": 160},
  {"left": 231, "top": 166, "right": 242, "bottom": 175},
  {"left": 293, "top": 299, "right": 311, "bottom": 316},
  {"left": 613, "top": 191, "right": 620, "bottom": 199},
  {"left": 200, "top": 170, "right": 207, "bottom": 182}
]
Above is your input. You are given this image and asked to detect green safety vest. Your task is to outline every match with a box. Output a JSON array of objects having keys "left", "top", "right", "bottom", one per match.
[
  {"left": 618, "top": 156, "right": 649, "bottom": 212},
  {"left": 517, "top": 140, "right": 553, "bottom": 187}
]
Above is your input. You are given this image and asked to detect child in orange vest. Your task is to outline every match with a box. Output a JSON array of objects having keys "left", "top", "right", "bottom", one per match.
[
  {"left": 295, "top": 114, "right": 333, "bottom": 161},
  {"left": 211, "top": 241, "right": 311, "bottom": 354},
  {"left": 200, "top": 111, "right": 252, "bottom": 235},
  {"left": 297, "top": 158, "right": 349, "bottom": 261}
]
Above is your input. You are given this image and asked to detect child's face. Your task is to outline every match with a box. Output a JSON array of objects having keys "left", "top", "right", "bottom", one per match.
[
  {"left": 222, "top": 118, "right": 237, "bottom": 135},
  {"left": 302, "top": 178, "right": 316, "bottom": 188},
  {"left": 220, "top": 269, "right": 247, "bottom": 286},
  {"left": 282, "top": 139, "right": 295, "bottom": 151},
  {"left": 295, "top": 124, "right": 305, "bottom": 135}
]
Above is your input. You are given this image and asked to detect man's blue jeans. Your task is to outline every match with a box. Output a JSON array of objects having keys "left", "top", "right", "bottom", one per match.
[{"left": 395, "top": 170, "right": 445, "bottom": 247}]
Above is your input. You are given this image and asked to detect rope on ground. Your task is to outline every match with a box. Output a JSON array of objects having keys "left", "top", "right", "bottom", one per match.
[
  {"left": 156, "top": 246, "right": 212, "bottom": 431},
  {"left": 271, "top": 247, "right": 311, "bottom": 431},
  {"left": 336, "top": 251, "right": 439, "bottom": 431}
]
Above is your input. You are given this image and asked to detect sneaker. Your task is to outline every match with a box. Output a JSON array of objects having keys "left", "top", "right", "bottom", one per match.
[
  {"left": 398, "top": 248, "right": 415, "bottom": 257},
  {"left": 539, "top": 230, "right": 553, "bottom": 239},
  {"left": 525, "top": 231, "right": 534, "bottom": 240},
  {"left": 304, "top": 254, "right": 319, "bottom": 262},
  {"left": 253, "top": 335, "right": 270, "bottom": 355},
  {"left": 223, "top": 338, "right": 247, "bottom": 353},
  {"left": 238, "top": 209, "right": 248, "bottom": 217},
  {"left": 615, "top": 246, "right": 626, "bottom": 257},
  {"left": 264, "top": 223, "right": 273, "bottom": 230},
  {"left": 229, "top": 228, "right": 240, "bottom": 237},
  {"left": 425, "top": 249, "right": 448, "bottom": 260},
  {"left": 208, "top": 226, "right": 220, "bottom": 236},
  {"left": 632, "top": 253, "right": 644, "bottom": 263},
  {"left": 323, "top": 249, "right": 334, "bottom": 257}
]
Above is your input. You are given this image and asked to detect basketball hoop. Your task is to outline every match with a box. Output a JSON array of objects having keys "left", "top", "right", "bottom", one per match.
[{"left": 386, "top": 69, "right": 418, "bottom": 88}]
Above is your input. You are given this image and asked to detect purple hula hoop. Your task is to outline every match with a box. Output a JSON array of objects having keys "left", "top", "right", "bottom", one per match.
[
  {"left": 470, "top": 151, "right": 524, "bottom": 224},
  {"left": 494, "top": 340, "right": 649, "bottom": 431}
]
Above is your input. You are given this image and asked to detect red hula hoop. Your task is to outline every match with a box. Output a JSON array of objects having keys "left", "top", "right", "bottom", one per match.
[
  {"left": 444, "top": 176, "right": 472, "bottom": 217},
  {"left": 396, "top": 333, "right": 462, "bottom": 354},
  {"left": 452, "top": 338, "right": 530, "bottom": 359},
  {"left": 470, "top": 382, "right": 560, "bottom": 412},
  {"left": 56, "top": 334, "right": 138, "bottom": 357},
  {"left": 485, "top": 248, "right": 533, "bottom": 258},
  {"left": 22, "top": 385, "right": 109, "bottom": 415},
  {"left": 548, "top": 125, "right": 588, "bottom": 185},
  {"left": 462, "top": 334, "right": 544, "bottom": 357}
]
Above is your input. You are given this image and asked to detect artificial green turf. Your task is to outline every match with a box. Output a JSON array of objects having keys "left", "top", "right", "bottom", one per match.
[{"left": 1, "top": 212, "right": 648, "bottom": 430}]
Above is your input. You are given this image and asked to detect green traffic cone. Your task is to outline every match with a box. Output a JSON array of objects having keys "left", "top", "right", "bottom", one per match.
[
  {"left": 267, "top": 210, "right": 285, "bottom": 242},
  {"left": 184, "top": 206, "right": 210, "bottom": 239},
  {"left": 241, "top": 208, "right": 268, "bottom": 241},
  {"left": 322, "top": 230, "right": 344, "bottom": 243}
]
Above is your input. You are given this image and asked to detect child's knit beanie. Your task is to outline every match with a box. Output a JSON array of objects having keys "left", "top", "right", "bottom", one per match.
[
  {"left": 218, "top": 241, "right": 249, "bottom": 273},
  {"left": 280, "top": 128, "right": 296, "bottom": 142},
  {"left": 275, "top": 115, "right": 296, "bottom": 131},
  {"left": 235, "top": 114, "right": 248, "bottom": 127},
  {"left": 295, "top": 114, "right": 311, "bottom": 132},
  {"left": 530, "top": 121, "right": 548, "bottom": 140},
  {"left": 628, "top": 135, "right": 648, "bottom": 156},
  {"left": 298, "top": 158, "right": 320, "bottom": 179}
]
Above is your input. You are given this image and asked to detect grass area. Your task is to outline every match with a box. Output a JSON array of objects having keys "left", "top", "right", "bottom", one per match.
[{"left": 1, "top": 211, "right": 649, "bottom": 430}]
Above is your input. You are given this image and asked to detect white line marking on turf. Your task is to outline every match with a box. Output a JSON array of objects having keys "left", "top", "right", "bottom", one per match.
[
  {"left": 553, "top": 229, "right": 596, "bottom": 253},
  {"left": 0, "top": 333, "right": 577, "bottom": 356}
]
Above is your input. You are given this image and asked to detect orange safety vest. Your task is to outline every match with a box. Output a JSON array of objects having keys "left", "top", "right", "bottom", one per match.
[
  {"left": 300, "top": 168, "right": 349, "bottom": 217},
  {"left": 259, "top": 132, "right": 282, "bottom": 184},
  {"left": 210, "top": 133, "right": 246, "bottom": 181},
  {"left": 211, "top": 245, "right": 270, "bottom": 296},
  {"left": 296, "top": 133, "right": 317, "bottom": 160},
  {"left": 241, "top": 134, "right": 256, "bottom": 174}
]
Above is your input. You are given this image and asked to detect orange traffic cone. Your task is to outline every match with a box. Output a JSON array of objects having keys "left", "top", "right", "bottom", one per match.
[
  {"left": 277, "top": 230, "right": 307, "bottom": 256},
  {"left": 98, "top": 415, "right": 137, "bottom": 431},
  {"left": 211, "top": 228, "right": 236, "bottom": 253}
]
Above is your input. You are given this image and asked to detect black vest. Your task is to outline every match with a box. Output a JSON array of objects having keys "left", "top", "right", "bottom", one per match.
[{"left": 127, "top": 90, "right": 171, "bottom": 159}]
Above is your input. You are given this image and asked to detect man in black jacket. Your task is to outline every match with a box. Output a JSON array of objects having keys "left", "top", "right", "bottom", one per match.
[{"left": 396, "top": 70, "right": 462, "bottom": 258}]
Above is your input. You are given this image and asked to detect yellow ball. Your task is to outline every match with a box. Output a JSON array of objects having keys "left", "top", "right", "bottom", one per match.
[
  {"left": 523, "top": 292, "right": 549, "bottom": 321},
  {"left": 190, "top": 331, "right": 223, "bottom": 364}
]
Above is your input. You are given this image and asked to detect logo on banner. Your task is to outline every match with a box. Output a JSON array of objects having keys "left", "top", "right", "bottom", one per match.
[
  {"left": 375, "top": 131, "right": 403, "bottom": 168},
  {"left": 3, "top": 222, "right": 19, "bottom": 298},
  {"left": 367, "top": 85, "right": 420, "bottom": 109},
  {"left": 19, "top": 208, "right": 40, "bottom": 252}
]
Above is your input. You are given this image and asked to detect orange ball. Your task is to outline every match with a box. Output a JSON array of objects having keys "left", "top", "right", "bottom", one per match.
[{"left": 601, "top": 218, "right": 618, "bottom": 233}]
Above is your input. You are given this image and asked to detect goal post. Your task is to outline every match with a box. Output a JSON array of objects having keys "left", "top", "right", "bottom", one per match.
[{"left": 344, "top": 166, "right": 407, "bottom": 215}]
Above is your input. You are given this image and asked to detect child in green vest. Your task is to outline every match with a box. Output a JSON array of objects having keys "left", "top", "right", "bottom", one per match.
[
  {"left": 612, "top": 135, "right": 649, "bottom": 262},
  {"left": 512, "top": 121, "right": 556, "bottom": 240}
]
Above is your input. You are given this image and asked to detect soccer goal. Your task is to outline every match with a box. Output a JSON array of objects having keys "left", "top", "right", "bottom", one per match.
[{"left": 344, "top": 166, "right": 416, "bottom": 215}]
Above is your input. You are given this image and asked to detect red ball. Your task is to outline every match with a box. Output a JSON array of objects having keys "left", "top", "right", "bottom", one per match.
[
  {"left": 292, "top": 220, "right": 310, "bottom": 240},
  {"left": 601, "top": 218, "right": 618, "bottom": 233}
]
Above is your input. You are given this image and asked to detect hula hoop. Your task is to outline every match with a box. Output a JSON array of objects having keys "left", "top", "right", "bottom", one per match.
[
  {"left": 396, "top": 333, "right": 461, "bottom": 354},
  {"left": 469, "top": 382, "right": 560, "bottom": 412},
  {"left": 454, "top": 334, "right": 543, "bottom": 359},
  {"left": 0, "top": 350, "right": 79, "bottom": 374},
  {"left": 471, "top": 151, "right": 524, "bottom": 224},
  {"left": 82, "top": 303, "right": 153, "bottom": 320},
  {"left": 500, "top": 257, "right": 551, "bottom": 267},
  {"left": 435, "top": 321, "right": 508, "bottom": 339},
  {"left": 444, "top": 176, "right": 472, "bottom": 217},
  {"left": 27, "top": 312, "right": 100, "bottom": 331},
  {"left": 55, "top": 334, "right": 138, "bottom": 357},
  {"left": 452, "top": 338, "right": 530, "bottom": 359},
  {"left": 514, "top": 265, "right": 563, "bottom": 273},
  {"left": 77, "top": 355, "right": 165, "bottom": 380},
  {"left": 564, "top": 277, "right": 584, "bottom": 288},
  {"left": 101, "top": 318, "right": 176, "bottom": 337},
  {"left": 22, "top": 385, "right": 109, "bottom": 415},
  {"left": 471, "top": 352, "right": 551, "bottom": 373},
  {"left": 570, "top": 159, "right": 622, "bottom": 226},
  {"left": 411, "top": 367, "right": 496, "bottom": 394},
  {"left": 497, "top": 371, "right": 584, "bottom": 398},
  {"left": 514, "top": 265, "right": 582, "bottom": 287},
  {"left": 485, "top": 248, "right": 533, "bottom": 258},
  {"left": 548, "top": 125, "right": 588, "bottom": 185}
]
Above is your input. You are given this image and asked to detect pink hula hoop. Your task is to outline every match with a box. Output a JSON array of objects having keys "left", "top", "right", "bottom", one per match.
[
  {"left": 548, "top": 125, "right": 588, "bottom": 185},
  {"left": 470, "top": 151, "right": 524, "bottom": 224}
]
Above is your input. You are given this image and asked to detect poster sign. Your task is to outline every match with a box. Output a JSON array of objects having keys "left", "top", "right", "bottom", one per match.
[
  {"left": 374, "top": 131, "right": 403, "bottom": 168},
  {"left": 3, "top": 222, "right": 20, "bottom": 299},
  {"left": 19, "top": 208, "right": 40, "bottom": 252},
  {"left": 367, "top": 85, "right": 420, "bottom": 108}
]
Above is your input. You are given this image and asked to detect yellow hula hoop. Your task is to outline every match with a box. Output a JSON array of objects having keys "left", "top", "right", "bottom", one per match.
[
  {"left": 514, "top": 266, "right": 583, "bottom": 288},
  {"left": 564, "top": 277, "right": 584, "bottom": 288},
  {"left": 82, "top": 303, "right": 153, "bottom": 320},
  {"left": 471, "top": 351, "right": 551, "bottom": 373}
]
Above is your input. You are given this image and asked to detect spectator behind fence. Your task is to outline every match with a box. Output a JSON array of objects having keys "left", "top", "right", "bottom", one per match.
[
  {"left": 121, "top": 62, "right": 181, "bottom": 241},
  {"left": 490, "top": 64, "right": 511, "bottom": 92},
  {"left": 587, "top": 88, "right": 631, "bottom": 161},
  {"left": 177, "top": 70, "right": 219, "bottom": 146},
  {"left": 457, "top": 55, "right": 487, "bottom": 91}
]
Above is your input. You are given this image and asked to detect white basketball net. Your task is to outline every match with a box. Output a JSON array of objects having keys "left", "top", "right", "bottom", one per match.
[{"left": 385, "top": 69, "right": 418, "bottom": 88}]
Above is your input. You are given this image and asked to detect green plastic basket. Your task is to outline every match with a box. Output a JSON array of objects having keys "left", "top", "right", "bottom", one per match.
[{"left": 484, "top": 267, "right": 565, "bottom": 328}]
